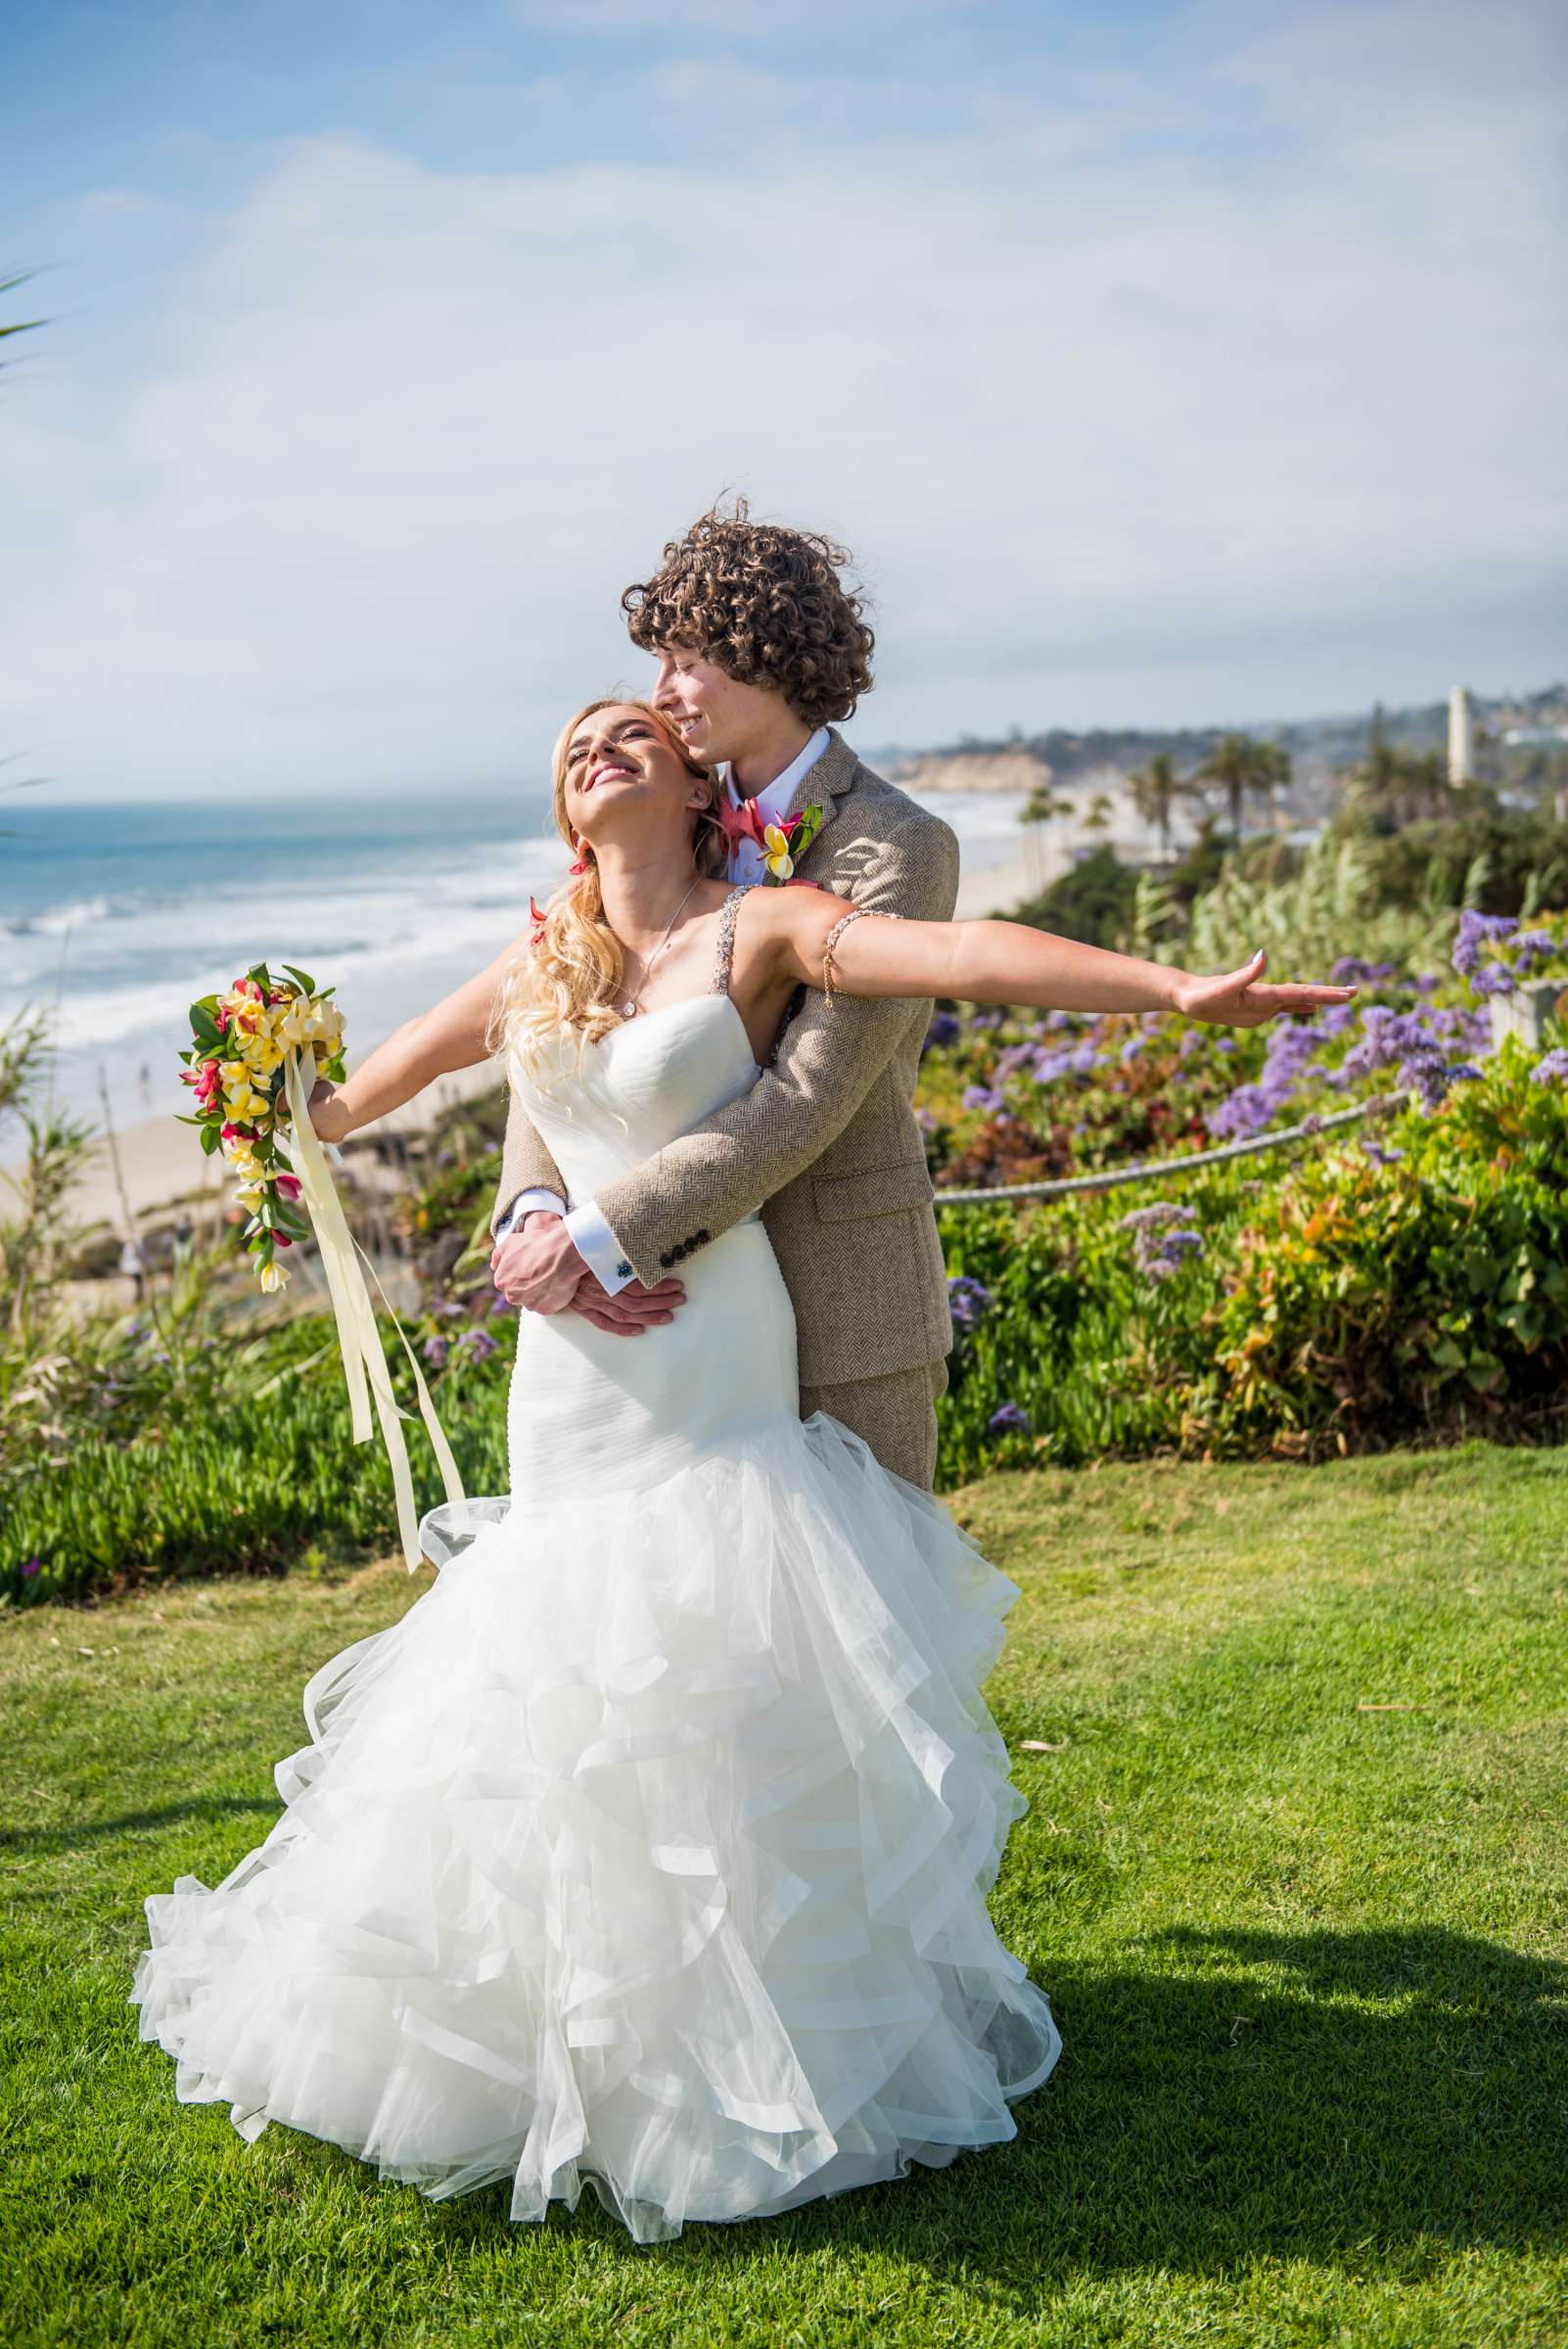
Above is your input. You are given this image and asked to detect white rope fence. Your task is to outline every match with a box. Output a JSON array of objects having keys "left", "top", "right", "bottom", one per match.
[{"left": 933, "top": 1089, "right": 1408, "bottom": 1207}]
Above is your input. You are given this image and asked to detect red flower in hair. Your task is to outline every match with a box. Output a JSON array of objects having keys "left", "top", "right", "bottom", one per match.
[{"left": 530, "top": 895, "right": 548, "bottom": 947}]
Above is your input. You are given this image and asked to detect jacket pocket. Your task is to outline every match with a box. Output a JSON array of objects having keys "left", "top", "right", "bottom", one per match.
[{"left": 811, "top": 1157, "right": 936, "bottom": 1222}]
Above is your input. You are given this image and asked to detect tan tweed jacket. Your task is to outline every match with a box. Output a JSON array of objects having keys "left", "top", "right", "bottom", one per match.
[{"left": 491, "top": 728, "right": 959, "bottom": 1389}]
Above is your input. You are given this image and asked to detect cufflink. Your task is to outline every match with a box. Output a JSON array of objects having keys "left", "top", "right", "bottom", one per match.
[{"left": 616, "top": 1261, "right": 632, "bottom": 1280}]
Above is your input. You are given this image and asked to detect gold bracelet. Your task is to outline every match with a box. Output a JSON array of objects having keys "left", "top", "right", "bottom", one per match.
[
  {"left": 820, "top": 908, "right": 865, "bottom": 1006},
  {"left": 820, "top": 906, "right": 900, "bottom": 1005}
]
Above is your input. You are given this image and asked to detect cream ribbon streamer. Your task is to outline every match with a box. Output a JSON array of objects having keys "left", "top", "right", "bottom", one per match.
[{"left": 281, "top": 1047, "right": 467, "bottom": 1572}]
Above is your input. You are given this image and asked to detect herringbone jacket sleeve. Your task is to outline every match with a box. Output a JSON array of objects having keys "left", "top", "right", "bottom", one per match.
[
  {"left": 589, "top": 803, "right": 960, "bottom": 1287},
  {"left": 490, "top": 1086, "right": 569, "bottom": 1237}
]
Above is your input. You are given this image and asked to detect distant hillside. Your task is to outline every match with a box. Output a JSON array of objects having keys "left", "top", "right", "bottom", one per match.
[{"left": 878, "top": 683, "right": 1568, "bottom": 804}]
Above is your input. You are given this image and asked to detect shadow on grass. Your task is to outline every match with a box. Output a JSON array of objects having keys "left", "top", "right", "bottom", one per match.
[
  {"left": 3, "top": 1796, "right": 280, "bottom": 1858},
  {"left": 391, "top": 1924, "right": 1565, "bottom": 2283}
]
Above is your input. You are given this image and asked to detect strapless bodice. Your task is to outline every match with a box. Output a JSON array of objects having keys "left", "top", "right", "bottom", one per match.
[
  {"left": 508, "top": 992, "right": 761, "bottom": 1206},
  {"left": 503, "top": 992, "right": 793, "bottom": 1503}
]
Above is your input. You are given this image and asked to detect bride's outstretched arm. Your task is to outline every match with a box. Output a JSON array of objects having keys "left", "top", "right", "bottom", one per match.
[
  {"left": 760, "top": 894, "right": 1358, "bottom": 1028},
  {"left": 306, "top": 933, "right": 526, "bottom": 1142}
]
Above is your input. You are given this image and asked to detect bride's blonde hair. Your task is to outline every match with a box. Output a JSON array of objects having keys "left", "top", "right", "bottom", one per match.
[{"left": 486, "top": 697, "right": 729, "bottom": 1079}]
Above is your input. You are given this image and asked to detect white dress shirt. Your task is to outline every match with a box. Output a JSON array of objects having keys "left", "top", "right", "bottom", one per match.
[{"left": 495, "top": 727, "right": 831, "bottom": 1293}]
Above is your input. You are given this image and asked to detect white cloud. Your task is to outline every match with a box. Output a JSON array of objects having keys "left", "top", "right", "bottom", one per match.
[
  {"left": 72, "top": 187, "right": 161, "bottom": 219},
  {"left": 2, "top": 3, "right": 1563, "bottom": 794}
]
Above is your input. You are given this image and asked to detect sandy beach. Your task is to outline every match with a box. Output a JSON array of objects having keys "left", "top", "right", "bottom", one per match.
[{"left": 51, "top": 844, "right": 1037, "bottom": 1241}]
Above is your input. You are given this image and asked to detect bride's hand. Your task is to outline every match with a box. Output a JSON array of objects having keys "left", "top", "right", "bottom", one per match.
[
  {"left": 1171, "top": 948, "right": 1358, "bottom": 1029},
  {"left": 306, "top": 1078, "right": 353, "bottom": 1144}
]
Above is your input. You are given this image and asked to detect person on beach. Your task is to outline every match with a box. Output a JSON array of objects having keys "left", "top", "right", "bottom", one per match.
[{"left": 129, "top": 629, "right": 1355, "bottom": 2241}]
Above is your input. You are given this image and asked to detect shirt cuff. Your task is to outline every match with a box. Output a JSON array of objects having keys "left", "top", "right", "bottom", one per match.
[
  {"left": 495, "top": 1186, "right": 568, "bottom": 1239},
  {"left": 564, "top": 1200, "right": 636, "bottom": 1294}
]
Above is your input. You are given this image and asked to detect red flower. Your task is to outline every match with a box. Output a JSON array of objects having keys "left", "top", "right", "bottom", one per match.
[{"left": 530, "top": 894, "right": 549, "bottom": 947}]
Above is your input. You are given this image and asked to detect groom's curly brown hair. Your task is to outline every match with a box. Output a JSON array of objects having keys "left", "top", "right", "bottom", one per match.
[{"left": 621, "top": 497, "right": 875, "bottom": 729}]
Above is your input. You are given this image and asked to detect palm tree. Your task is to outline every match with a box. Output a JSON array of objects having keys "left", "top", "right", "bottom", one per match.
[
  {"left": 1082, "top": 789, "right": 1115, "bottom": 843},
  {"left": 1127, "top": 753, "right": 1188, "bottom": 858},
  {"left": 1350, "top": 740, "right": 1453, "bottom": 832},
  {"left": 1194, "top": 732, "right": 1290, "bottom": 846},
  {"left": 1019, "top": 783, "right": 1074, "bottom": 891},
  {"left": 0, "top": 271, "right": 44, "bottom": 372}
]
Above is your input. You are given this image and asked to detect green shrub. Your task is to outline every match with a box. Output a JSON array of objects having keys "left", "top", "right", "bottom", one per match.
[
  {"left": 934, "top": 1038, "right": 1568, "bottom": 1479},
  {"left": 1, "top": 1314, "right": 514, "bottom": 1606}
]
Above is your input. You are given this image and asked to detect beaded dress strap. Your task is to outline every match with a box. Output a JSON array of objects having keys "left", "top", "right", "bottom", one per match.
[{"left": 712, "top": 883, "right": 755, "bottom": 1000}]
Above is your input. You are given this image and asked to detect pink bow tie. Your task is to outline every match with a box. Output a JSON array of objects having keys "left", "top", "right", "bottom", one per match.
[{"left": 716, "top": 798, "right": 769, "bottom": 852}]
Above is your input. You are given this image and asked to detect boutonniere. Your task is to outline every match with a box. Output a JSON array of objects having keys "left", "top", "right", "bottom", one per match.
[{"left": 717, "top": 799, "right": 826, "bottom": 885}]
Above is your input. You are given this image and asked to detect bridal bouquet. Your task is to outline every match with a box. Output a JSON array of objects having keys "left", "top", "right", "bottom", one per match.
[
  {"left": 176, "top": 962, "right": 466, "bottom": 1572},
  {"left": 178, "top": 963, "right": 345, "bottom": 1293}
]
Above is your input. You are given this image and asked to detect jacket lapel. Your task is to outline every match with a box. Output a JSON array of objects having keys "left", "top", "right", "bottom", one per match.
[{"left": 784, "top": 726, "right": 855, "bottom": 861}]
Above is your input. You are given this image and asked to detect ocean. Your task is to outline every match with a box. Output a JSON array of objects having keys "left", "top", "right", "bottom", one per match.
[{"left": 0, "top": 777, "right": 1030, "bottom": 1149}]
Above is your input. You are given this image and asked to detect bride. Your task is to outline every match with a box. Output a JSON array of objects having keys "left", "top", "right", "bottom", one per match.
[{"left": 129, "top": 699, "right": 1354, "bottom": 2243}]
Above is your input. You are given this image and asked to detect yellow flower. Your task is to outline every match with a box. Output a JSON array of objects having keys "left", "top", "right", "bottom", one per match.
[
  {"left": 223, "top": 1081, "right": 269, "bottom": 1119},
  {"left": 258, "top": 1260, "right": 289, "bottom": 1295},
  {"left": 761, "top": 824, "right": 795, "bottom": 881},
  {"left": 234, "top": 1179, "right": 266, "bottom": 1212}
]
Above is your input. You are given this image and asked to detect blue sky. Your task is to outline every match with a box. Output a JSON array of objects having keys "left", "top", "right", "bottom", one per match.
[{"left": 3, "top": 0, "right": 1565, "bottom": 799}]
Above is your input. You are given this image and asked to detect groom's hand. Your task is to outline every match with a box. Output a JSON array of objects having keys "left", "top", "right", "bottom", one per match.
[
  {"left": 489, "top": 1213, "right": 685, "bottom": 1330},
  {"left": 489, "top": 1213, "right": 589, "bottom": 1314}
]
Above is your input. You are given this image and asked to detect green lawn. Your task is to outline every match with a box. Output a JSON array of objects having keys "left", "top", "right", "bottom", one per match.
[{"left": 4, "top": 1443, "right": 1566, "bottom": 2349}]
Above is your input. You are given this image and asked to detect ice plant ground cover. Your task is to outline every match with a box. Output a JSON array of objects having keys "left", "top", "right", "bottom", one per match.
[{"left": 4, "top": 1445, "right": 1564, "bottom": 2349}]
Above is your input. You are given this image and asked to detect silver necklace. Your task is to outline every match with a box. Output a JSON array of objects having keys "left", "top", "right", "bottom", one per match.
[{"left": 618, "top": 873, "right": 704, "bottom": 1020}]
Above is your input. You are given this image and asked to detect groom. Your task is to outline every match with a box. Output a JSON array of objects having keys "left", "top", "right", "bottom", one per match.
[{"left": 488, "top": 501, "right": 961, "bottom": 1489}]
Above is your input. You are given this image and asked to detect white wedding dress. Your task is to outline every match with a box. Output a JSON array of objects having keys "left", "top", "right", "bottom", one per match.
[{"left": 129, "top": 895, "right": 1062, "bottom": 2242}]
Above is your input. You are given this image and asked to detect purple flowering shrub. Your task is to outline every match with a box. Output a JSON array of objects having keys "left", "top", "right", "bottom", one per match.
[
  {"left": 1206, "top": 1033, "right": 1568, "bottom": 1448},
  {"left": 916, "top": 915, "right": 1568, "bottom": 1192},
  {"left": 1451, "top": 907, "right": 1568, "bottom": 990},
  {"left": 933, "top": 1024, "right": 1568, "bottom": 1481},
  {"left": 1119, "top": 1202, "right": 1206, "bottom": 1282}
]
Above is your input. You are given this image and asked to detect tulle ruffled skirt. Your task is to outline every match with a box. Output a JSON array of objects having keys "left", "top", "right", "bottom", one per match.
[{"left": 128, "top": 1413, "right": 1061, "bottom": 2241}]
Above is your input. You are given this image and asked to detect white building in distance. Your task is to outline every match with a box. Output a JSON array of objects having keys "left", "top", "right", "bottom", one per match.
[{"left": 1449, "top": 686, "right": 1475, "bottom": 786}]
